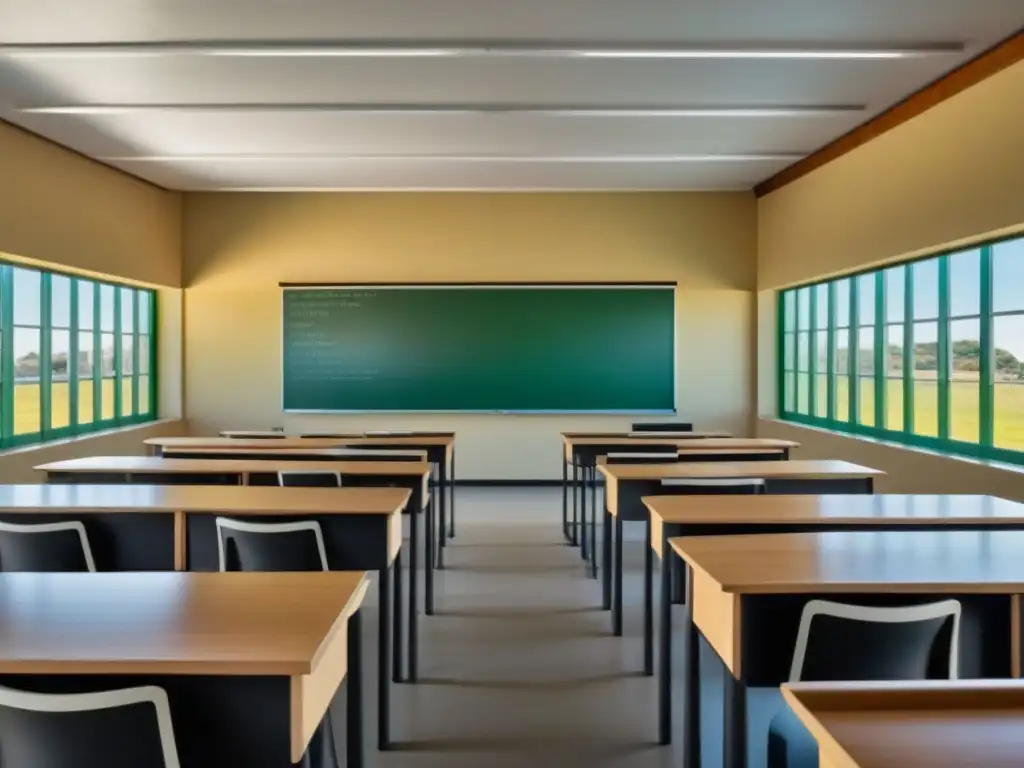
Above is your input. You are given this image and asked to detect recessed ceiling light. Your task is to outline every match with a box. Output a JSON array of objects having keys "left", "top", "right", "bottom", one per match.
[{"left": 107, "top": 153, "right": 805, "bottom": 163}]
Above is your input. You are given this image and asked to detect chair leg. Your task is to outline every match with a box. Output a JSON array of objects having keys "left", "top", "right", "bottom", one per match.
[{"left": 347, "top": 608, "right": 365, "bottom": 768}]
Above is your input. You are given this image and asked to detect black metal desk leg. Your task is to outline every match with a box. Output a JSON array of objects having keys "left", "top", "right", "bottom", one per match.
[
  {"left": 449, "top": 446, "right": 456, "bottom": 538},
  {"left": 613, "top": 516, "right": 623, "bottom": 636},
  {"left": 589, "top": 466, "right": 598, "bottom": 579},
  {"left": 658, "top": 529, "right": 673, "bottom": 745},
  {"left": 425, "top": 495, "right": 435, "bottom": 616},
  {"left": 602, "top": 505, "right": 612, "bottom": 610},
  {"left": 562, "top": 454, "right": 569, "bottom": 541},
  {"left": 438, "top": 460, "right": 448, "bottom": 553},
  {"left": 436, "top": 463, "right": 446, "bottom": 569},
  {"left": 571, "top": 461, "right": 579, "bottom": 547},
  {"left": 347, "top": 608, "right": 365, "bottom": 768},
  {"left": 392, "top": 552, "right": 403, "bottom": 683},
  {"left": 377, "top": 564, "right": 392, "bottom": 750},
  {"left": 643, "top": 519, "right": 654, "bottom": 676},
  {"left": 580, "top": 463, "right": 589, "bottom": 562},
  {"left": 409, "top": 497, "right": 419, "bottom": 683},
  {"left": 682, "top": 565, "right": 701, "bottom": 768},
  {"left": 724, "top": 672, "right": 747, "bottom": 768}
]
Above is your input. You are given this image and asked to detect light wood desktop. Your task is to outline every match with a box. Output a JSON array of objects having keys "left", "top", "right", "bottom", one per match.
[
  {"left": 669, "top": 529, "right": 1024, "bottom": 768},
  {"left": 643, "top": 494, "right": 1024, "bottom": 747},
  {"left": 0, "top": 571, "right": 368, "bottom": 765},
  {"left": 781, "top": 680, "right": 1024, "bottom": 768},
  {"left": 0, "top": 483, "right": 409, "bottom": 751}
]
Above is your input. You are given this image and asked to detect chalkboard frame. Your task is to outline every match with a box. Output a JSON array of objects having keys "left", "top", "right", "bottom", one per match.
[{"left": 280, "top": 282, "right": 677, "bottom": 414}]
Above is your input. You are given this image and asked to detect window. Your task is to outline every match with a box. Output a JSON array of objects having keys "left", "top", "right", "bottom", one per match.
[
  {"left": 0, "top": 261, "right": 157, "bottom": 449},
  {"left": 779, "top": 234, "right": 1024, "bottom": 466}
]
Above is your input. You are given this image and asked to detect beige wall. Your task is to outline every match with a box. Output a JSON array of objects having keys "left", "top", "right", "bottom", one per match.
[
  {"left": 0, "top": 120, "right": 186, "bottom": 474},
  {"left": 182, "top": 192, "right": 757, "bottom": 479},
  {"left": 756, "top": 59, "right": 1024, "bottom": 497},
  {"left": 0, "top": 121, "right": 182, "bottom": 288}
]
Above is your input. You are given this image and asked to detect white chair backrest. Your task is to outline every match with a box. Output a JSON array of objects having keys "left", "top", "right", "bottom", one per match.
[
  {"left": 661, "top": 478, "right": 765, "bottom": 488},
  {"left": 789, "top": 598, "right": 962, "bottom": 682},
  {"left": 214, "top": 517, "right": 329, "bottom": 572},
  {"left": 0, "top": 521, "right": 96, "bottom": 572},
  {"left": 277, "top": 471, "right": 342, "bottom": 487},
  {"left": 0, "top": 684, "right": 181, "bottom": 768}
]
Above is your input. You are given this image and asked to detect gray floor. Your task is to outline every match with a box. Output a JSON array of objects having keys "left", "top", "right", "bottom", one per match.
[{"left": 358, "top": 487, "right": 785, "bottom": 768}]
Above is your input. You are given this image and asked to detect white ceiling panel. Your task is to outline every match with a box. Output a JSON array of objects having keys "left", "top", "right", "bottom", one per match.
[{"left": 0, "top": 1, "right": 1020, "bottom": 190}]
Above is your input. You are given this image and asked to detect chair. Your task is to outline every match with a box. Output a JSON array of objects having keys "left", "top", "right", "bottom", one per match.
[
  {"left": 768, "top": 599, "right": 961, "bottom": 768},
  {"left": 631, "top": 422, "right": 693, "bottom": 432},
  {"left": 0, "top": 521, "right": 97, "bottom": 572},
  {"left": 215, "top": 517, "right": 329, "bottom": 572},
  {"left": 0, "top": 684, "right": 180, "bottom": 767},
  {"left": 278, "top": 471, "right": 342, "bottom": 488}
]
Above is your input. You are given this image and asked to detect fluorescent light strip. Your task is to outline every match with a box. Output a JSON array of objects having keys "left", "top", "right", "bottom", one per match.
[
  {"left": 108, "top": 153, "right": 805, "bottom": 163},
  {"left": 20, "top": 104, "right": 861, "bottom": 117},
  {"left": 0, "top": 41, "right": 964, "bottom": 59}
]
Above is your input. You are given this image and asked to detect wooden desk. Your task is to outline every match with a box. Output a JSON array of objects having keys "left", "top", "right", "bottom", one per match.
[
  {"left": 598, "top": 460, "right": 882, "bottom": 675},
  {"left": 0, "top": 483, "right": 408, "bottom": 751},
  {"left": 558, "top": 434, "right": 792, "bottom": 577},
  {"left": 645, "top": 494, "right": 1024, "bottom": 747},
  {"left": 781, "top": 680, "right": 1024, "bottom": 768},
  {"left": 669, "top": 530, "right": 1024, "bottom": 768},
  {"left": 147, "top": 434, "right": 458, "bottom": 562},
  {"left": 0, "top": 571, "right": 368, "bottom": 767}
]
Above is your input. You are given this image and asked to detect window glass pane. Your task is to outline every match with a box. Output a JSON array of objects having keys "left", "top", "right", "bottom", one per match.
[
  {"left": 859, "top": 378, "right": 875, "bottom": 427},
  {"left": 101, "top": 333, "right": 115, "bottom": 377},
  {"left": 886, "top": 377, "right": 904, "bottom": 431},
  {"left": 100, "top": 284, "right": 115, "bottom": 332},
  {"left": 783, "top": 291, "right": 796, "bottom": 332},
  {"left": 885, "top": 325, "right": 904, "bottom": 431},
  {"left": 51, "top": 275, "right": 71, "bottom": 328},
  {"left": 949, "top": 319, "right": 980, "bottom": 443},
  {"left": 783, "top": 372, "right": 795, "bottom": 412},
  {"left": 797, "top": 288, "right": 811, "bottom": 331},
  {"left": 121, "top": 377, "right": 133, "bottom": 417},
  {"left": 912, "top": 322, "right": 938, "bottom": 436},
  {"left": 834, "top": 279, "right": 850, "bottom": 328},
  {"left": 101, "top": 378, "right": 115, "bottom": 420},
  {"left": 51, "top": 329, "right": 70, "bottom": 430},
  {"left": 886, "top": 266, "right": 906, "bottom": 323},
  {"left": 783, "top": 333, "right": 795, "bottom": 370},
  {"left": 857, "top": 274, "right": 875, "bottom": 326},
  {"left": 912, "top": 258, "right": 939, "bottom": 320},
  {"left": 815, "top": 284, "right": 828, "bottom": 329},
  {"left": 120, "top": 288, "right": 134, "bottom": 333},
  {"left": 139, "top": 335, "right": 150, "bottom": 375},
  {"left": 949, "top": 249, "right": 981, "bottom": 318},
  {"left": 834, "top": 328, "right": 850, "bottom": 376},
  {"left": 814, "top": 374, "right": 828, "bottom": 418},
  {"left": 994, "top": 315, "right": 1024, "bottom": 450},
  {"left": 796, "top": 374, "right": 809, "bottom": 414},
  {"left": 993, "top": 236, "right": 1024, "bottom": 314},
  {"left": 858, "top": 327, "right": 874, "bottom": 375},
  {"left": 139, "top": 375, "right": 151, "bottom": 415},
  {"left": 13, "top": 327, "right": 40, "bottom": 435},
  {"left": 13, "top": 268, "right": 41, "bottom": 326},
  {"left": 139, "top": 291, "right": 151, "bottom": 332},
  {"left": 78, "top": 380, "right": 94, "bottom": 426},
  {"left": 121, "top": 336, "right": 134, "bottom": 375},
  {"left": 797, "top": 331, "right": 809, "bottom": 371},
  {"left": 814, "top": 330, "right": 827, "bottom": 372},
  {"left": 78, "top": 281, "right": 94, "bottom": 330},
  {"left": 835, "top": 375, "right": 850, "bottom": 422}
]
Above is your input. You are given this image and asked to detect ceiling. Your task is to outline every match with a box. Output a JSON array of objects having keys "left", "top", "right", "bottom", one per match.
[{"left": 0, "top": 1, "right": 1021, "bottom": 191}]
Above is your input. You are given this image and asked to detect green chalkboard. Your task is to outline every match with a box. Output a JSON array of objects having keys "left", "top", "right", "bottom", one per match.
[{"left": 282, "top": 285, "right": 675, "bottom": 412}]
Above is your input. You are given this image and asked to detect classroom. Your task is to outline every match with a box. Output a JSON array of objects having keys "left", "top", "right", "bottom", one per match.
[{"left": 0, "top": 3, "right": 1022, "bottom": 767}]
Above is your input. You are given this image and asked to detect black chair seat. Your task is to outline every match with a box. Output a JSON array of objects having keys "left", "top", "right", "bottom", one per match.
[{"left": 767, "top": 704, "right": 817, "bottom": 768}]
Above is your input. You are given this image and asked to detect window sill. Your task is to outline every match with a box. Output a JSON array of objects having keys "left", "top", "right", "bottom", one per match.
[
  {"left": 0, "top": 418, "right": 186, "bottom": 458},
  {"left": 760, "top": 417, "right": 1024, "bottom": 477}
]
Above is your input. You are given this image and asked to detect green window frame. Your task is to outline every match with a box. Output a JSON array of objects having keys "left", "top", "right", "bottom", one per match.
[
  {"left": 0, "top": 260, "right": 157, "bottom": 449},
  {"left": 778, "top": 231, "right": 1024, "bottom": 466}
]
